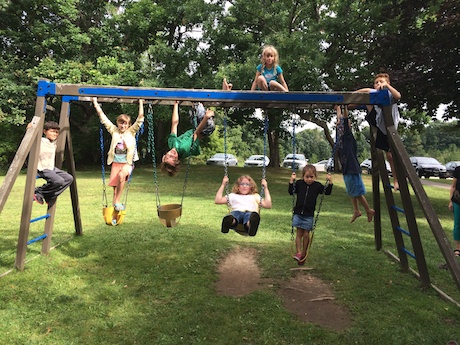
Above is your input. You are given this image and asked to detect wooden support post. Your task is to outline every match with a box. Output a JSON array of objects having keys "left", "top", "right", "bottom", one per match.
[{"left": 15, "top": 97, "right": 46, "bottom": 270}]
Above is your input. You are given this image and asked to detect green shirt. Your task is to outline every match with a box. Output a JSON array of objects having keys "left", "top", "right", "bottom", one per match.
[{"left": 167, "top": 129, "right": 201, "bottom": 158}]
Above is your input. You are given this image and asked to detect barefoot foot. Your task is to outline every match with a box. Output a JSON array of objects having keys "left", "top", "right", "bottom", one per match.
[
  {"left": 222, "top": 78, "right": 233, "bottom": 90},
  {"left": 366, "top": 209, "right": 375, "bottom": 222},
  {"left": 350, "top": 212, "right": 362, "bottom": 223}
]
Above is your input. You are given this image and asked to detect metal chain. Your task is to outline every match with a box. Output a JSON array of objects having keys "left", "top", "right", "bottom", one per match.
[
  {"left": 223, "top": 109, "right": 230, "bottom": 208},
  {"left": 146, "top": 103, "right": 161, "bottom": 209},
  {"left": 99, "top": 124, "right": 108, "bottom": 207},
  {"left": 290, "top": 117, "right": 297, "bottom": 241}
]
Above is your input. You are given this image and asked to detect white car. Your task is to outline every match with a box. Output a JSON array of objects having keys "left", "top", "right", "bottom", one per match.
[
  {"left": 281, "top": 154, "right": 308, "bottom": 170},
  {"left": 244, "top": 155, "right": 270, "bottom": 167},
  {"left": 206, "top": 153, "right": 238, "bottom": 166},
  {"left": 312, "top": 159, "right": 329, "bottom": 172}
]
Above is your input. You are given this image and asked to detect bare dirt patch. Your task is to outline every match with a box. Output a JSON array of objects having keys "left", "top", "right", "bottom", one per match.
[{"left": 216, "top": 246, "right": 353, "bottom": 331}]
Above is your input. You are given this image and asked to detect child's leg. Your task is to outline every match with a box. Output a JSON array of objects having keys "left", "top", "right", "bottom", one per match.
[
  {"left": 256, "top": 76, "right": 268, "bottom": 90},
  {"left": 112, "top": 164, "right": 132, "bottom": 207},
  {"left": 386, "top": 151, "right": 399, "bottom": 191},
  {"left": 295, "top": 227, "right": 304, "bottom": 255},
  {"left": 301, "top": 230, "right": 310, "bottom": 257},
  {"left": 268, "top": 80, "right": 287, "bottom": 92},
  {"left": 350, "top": 197, "right": 362, "bottom": 223},
  {"left": 357, "top": 195, "right": 375, "bottom": 222}
]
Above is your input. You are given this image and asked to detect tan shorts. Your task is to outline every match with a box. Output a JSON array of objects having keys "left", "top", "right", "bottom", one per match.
[{"left": 109, "top": 163, "right": 133, "bottom": 187}]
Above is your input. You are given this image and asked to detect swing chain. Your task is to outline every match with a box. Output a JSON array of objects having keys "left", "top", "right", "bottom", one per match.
[
  {"left": 146, "top": 103, "right": 161, "bottom": 209},
  {"left": 99, "top": 124, "right": 108, "bottom": 207},
  {"left": 223, "top": 108, "right": 230, "bottom": 199}
]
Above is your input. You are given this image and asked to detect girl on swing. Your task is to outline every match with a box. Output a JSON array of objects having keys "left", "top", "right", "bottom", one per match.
[
  {"left": 289, "top": 165, "right": 333, "bottom": 263},
  {"left": 92, "top": 97, "right": 144, "bottom": 212},
  {"left": 215, "top": 175, "right": 272, "bottom": 236}
]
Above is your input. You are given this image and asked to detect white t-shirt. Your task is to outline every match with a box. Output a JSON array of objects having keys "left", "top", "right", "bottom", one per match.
[{"left": 228, "top": 193, "right": 260, "bottom": 212}]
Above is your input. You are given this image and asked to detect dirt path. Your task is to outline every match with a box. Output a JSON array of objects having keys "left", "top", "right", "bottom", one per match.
[{"left": 216, "top": 246, "right": 352, "bottom": 331}]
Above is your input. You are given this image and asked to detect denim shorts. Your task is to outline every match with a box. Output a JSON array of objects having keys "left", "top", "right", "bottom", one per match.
[
  {"left": 343, "top": 174, "right": 366, "bottom": 198},
  {"left": 292, "top": 214, "right": 314, "bottom": 231}
]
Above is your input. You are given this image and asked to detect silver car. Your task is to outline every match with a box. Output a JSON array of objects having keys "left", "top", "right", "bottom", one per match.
[{"left": 206, "top": 153, "right": 238, "bottom": 166}]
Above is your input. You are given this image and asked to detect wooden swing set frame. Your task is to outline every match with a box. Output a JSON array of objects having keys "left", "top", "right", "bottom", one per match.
[{"left": 0, "top": 78, "right": 458, "bottom": 300}]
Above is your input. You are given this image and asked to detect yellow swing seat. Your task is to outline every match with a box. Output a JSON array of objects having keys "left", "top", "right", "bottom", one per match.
[
  {"left": 103, "top": 206, "right": 126, "bottom": 226},
  {"left": 158, "top": 204, "right": 182, "bottom": 227}
]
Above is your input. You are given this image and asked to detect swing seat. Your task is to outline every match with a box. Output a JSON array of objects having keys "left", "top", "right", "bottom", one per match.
[
  {"left": 158, "top": 204, "right": 182, "bottom": 227},
  {"left": 233, "top": 224, "right": 249, "bottom": 236},
  {"left": 103, "top": 206, "right": 126, "bottom": 226}
]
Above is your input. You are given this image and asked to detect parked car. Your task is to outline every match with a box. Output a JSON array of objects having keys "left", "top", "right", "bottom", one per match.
[
  {"left": 409, "top": 156, "right": 447, "bottom": 178},
  {"left": 325, "top": 158, "right": 334, "bottom": 172},
  {"left": 312, "top": 159, "right": 329, "bottom": 172},
  {"left": 206, "top": 153, "right": 238, "bottom": 166},
  {"left": 445, "top": 161, "right": 460, "bottom": 178},
  {"left": 281, "top": 154, "right": 308, "bottom": 170},
  {"left": 360, "top": 158, "right": 392, "bottom": 175},
  {"left": 244, "top": 155, "right": 270, "bottom": 167}
]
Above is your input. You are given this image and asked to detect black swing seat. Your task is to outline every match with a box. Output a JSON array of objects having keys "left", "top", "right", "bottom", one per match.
[{"left": 157, "top": 204, "right": 182, "bottom": 227}]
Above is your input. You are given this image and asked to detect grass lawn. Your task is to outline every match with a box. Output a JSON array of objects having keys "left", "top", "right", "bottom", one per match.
[{"left": 1, "top": 165, "right": 460, "bottom": 344}]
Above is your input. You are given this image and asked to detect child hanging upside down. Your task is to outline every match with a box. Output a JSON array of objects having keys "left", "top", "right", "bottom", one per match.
[
  {"left": 335, "top": 105, "right": 375, "bottom": 223},
  {"left": 215, "top": 175, "right": 272, "bottom": 236},
  {"left": 161, "top": 101, "right": 215, "bottom": 177}
]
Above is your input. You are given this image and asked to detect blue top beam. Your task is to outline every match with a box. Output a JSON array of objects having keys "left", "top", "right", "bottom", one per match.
[{"left": 37, "top": 80, "right": 391, "bottom": 108}]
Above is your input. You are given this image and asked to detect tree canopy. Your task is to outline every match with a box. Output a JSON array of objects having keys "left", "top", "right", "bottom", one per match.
[{"left": 0, "top": 0, "right": 458, "bottom": 167}]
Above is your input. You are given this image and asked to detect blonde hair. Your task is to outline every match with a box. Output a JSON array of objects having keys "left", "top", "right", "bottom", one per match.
[
  {"left": 302, "top": 164, "right": 317, "bottom": 178},
  {"left": 260, "top": 45, "right": 280, "bottom": 73},
  {"left": 116, "top": 114, "right": 131, "bottom": 125},
  {"left": 231, "top": 175, "right": 258, "bottom": 194}
]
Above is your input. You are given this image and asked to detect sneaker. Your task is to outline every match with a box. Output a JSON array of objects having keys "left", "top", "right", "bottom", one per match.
[
  {"left": 248, "top": 212, "right": 260, "bottom": 236},
  {"left": 221, "top": 215, "right": 235, "bottom": 233},
  {"left": 33, "top": 194, "right": 44, "bottom": 205},
  {"left": 111, "top": 219, "right": 117, "bottom": 226},
  {"left": 294, "top": 253, "right": 303, "bottom": 261}
]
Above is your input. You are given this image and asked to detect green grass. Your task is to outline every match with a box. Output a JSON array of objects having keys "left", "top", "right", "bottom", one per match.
[{"left": 1, "top": 165, "right": 460, "bottom": 344}]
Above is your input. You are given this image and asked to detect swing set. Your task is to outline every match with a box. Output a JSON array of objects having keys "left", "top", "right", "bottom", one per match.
[{"left": 3, "top": 78, "right": 460, "bottom": 300}]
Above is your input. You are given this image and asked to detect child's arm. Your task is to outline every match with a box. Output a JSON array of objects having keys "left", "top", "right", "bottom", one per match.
[
  {"left": 170, "top": 101, "right": 179, "bottom": 136},
  {"left": 353, "top": 88, "right": 374, "bottom": 112},
  {"left": 193, "top": 108, "right": 214, "bottom": 141},
  {"left": 138, "top": 99, "right": 144, "bottom": 120},
  {"left": 250, "top": 71, "right": 261, "bottom": 91},
  {"left": 260, "top": 179, "right": 272, "bottom": 209},
  {"left": 324, "top": 173, "right": 333, "bottom": 195},
  {"left": 92, "top": 97, "right": 104, "bottom": 120},
  {"left": 381, "top": 82, "right": 401, "bottom": 101},
  {"left": 215, "top": 176, "right": 229, "bottom": 205}
]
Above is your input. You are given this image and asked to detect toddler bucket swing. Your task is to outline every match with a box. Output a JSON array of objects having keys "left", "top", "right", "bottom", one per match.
[
  {"left": 147, "top": 103, "right": 190, "bottom": 227},
  {"left": 222, "top": 108, "right": 269, "bottom": 236},
  {"left": 99, "top": 113, "right": 144, "bottom": 226}
]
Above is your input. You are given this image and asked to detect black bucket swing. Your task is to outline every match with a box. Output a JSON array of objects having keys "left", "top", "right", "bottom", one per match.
[
  {"left": 147, "top": 103, "right": 191, "bottom": 227},
  {"left": 99, "top": 114, "right": 144, "bottom": 226},
  {"left": 222, "top": 108, "right": 269, "bottom": 236}
]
